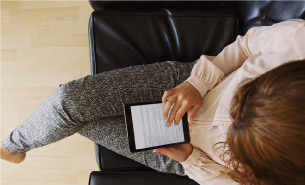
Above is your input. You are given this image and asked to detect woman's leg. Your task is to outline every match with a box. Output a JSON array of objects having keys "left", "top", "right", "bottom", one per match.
[
  {"left": 78, "top": 116, "right": 186, "bottom": 176},
  {"left": 2, "top": 61, "right": 194, "bottom": 173}
]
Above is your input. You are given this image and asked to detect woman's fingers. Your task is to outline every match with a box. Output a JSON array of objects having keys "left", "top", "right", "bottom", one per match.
[
  {"left": 162, "top": 89, "right": 174, "bottom": 106},
  {"left": 153, "top": 147, "right": 169, "bottom": 153},
  {"left": 153, "top": 144, "right": 193, "bottom": 162},
  {"left": 167, "top": 101, "right": 199, "bottom": 126},
  {"left": 166, "top": 103, "right": 181, "bottom": 126},
  {"left": 162, "top": 82, "right": 202, "bottom": 126},
  {"left": 187, "top": 104, "right": 201, "bottom": 123},
  {"left": 174, "top": 104, "right": 190, "bottom": 125},
  {"left": 163, "top": 92, "right": 196, "bottom": 126},
  {"left": 153, "top": 147, "right": 175, "bottom": 156},
  {"left": 163, "top": 95, "right": 176, "bottom": 120}
]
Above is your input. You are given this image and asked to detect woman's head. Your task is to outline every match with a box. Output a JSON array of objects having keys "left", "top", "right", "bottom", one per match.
[{"left": 227, "top": 60, "right": 305, "bottom": 185}]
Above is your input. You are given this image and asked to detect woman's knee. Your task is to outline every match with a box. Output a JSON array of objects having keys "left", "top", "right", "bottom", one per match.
[{"left": 55, "top": 81, "right": 89, "bottom": 122}]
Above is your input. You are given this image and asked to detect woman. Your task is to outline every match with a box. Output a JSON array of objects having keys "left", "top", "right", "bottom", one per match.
[{"left": 1, "top": 19, "right": 305, "bottom": 185}]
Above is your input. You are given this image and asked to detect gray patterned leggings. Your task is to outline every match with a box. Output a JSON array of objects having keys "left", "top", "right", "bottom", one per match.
[{"left": 3, "top": 61, "right": 195, "bottom": 176}]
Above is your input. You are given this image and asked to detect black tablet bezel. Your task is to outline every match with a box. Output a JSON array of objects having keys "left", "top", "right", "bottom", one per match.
[{"left": 124, "top": 101, "right": 190, "bottom": 153}]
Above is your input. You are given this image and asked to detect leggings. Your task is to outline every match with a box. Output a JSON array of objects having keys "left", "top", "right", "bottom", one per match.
[{"left": 2, "top": 61, "right": 195, "bottom": 176}]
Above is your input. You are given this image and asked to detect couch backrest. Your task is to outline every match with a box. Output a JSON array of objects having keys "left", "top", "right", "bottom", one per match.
[
  {"left": 89, "top": 1, "right": 305, "bottom": 34},
  {"left": 238, "top": 1, "right": 305, "bottom": 34},
  {"left": 89, "top": 9, "right": 238, "bottom": 73},
  {"left": 88, "top": 1, "right": 305, "bottom": 74}
]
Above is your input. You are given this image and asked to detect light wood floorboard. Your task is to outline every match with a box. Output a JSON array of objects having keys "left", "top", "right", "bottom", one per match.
[{"left": 1, "top": 1, "right": 99, "bottom": 184}]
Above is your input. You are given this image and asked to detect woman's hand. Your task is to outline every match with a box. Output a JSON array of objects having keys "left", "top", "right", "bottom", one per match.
[
  {"left": 162, "top": 81, "right": 202, "bottom": 126},
  {"left": 153, "top": 143, "right": 193, "bottom": 162}
]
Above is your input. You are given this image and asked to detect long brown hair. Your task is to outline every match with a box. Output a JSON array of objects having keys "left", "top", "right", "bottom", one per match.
[{"left": 224, "top": 60, "right": 305, "bottom": 185}]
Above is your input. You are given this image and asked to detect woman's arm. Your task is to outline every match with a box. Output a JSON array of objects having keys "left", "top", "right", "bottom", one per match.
[
  {"left": 162, "top": 27, "right": 252, "bottom": 126},
  {"left": 154, "top": 144, "right": 238, "bottom": 185},
  {"left": 163, "top": 19, "right": 305, "bottom": 127},
  {"left": 185, "top": 29, "right": 255, "bottom": 97}
]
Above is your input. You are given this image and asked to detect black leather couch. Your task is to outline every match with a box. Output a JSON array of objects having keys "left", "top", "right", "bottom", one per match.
[{"left": 87, "top": 1, "right": 305, "bottom": 185}]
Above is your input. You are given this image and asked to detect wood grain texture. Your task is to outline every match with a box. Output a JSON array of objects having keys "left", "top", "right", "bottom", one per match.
[{"left": 1, "top": 1, "right": 99, "bottom": 185}]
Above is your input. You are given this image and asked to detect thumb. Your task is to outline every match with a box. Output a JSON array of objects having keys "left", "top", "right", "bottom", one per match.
[{"left": 153, "top": 148, "right": 171, "bottom": 156}]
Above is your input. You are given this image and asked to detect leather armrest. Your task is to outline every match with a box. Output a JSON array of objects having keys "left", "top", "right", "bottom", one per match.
[
  {"left": 89, "top": 171, "right": 199, "bottom": 185},
  {"left": 95, "top": 144, "right": 155, "bottom": 171}
]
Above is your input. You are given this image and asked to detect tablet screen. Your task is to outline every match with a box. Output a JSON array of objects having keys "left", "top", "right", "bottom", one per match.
[{"left": 130, "top": 103, "right": 185, "bottom": 150}]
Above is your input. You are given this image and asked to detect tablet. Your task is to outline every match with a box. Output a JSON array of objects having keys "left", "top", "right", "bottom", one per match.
[{"left": 124, "top": 101, "right": 190, "bottom": 153}]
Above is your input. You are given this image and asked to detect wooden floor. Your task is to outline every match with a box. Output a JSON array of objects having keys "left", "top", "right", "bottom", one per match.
[{"left": 1, "top": 1, "right": 100, "bottom": 185}]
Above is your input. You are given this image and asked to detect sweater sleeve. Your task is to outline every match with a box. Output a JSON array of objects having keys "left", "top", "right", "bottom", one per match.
[
  {"left": 180, "top": 148, "right": 238, "bottom": 185},
  {"left": 185, "top": 55, "right": 225, "bottom": 97},
  {"left": 185, "top": 31, "right": 251, "bottom": 96},
  {"left": 186, "top": 19, "right": 305, "bottom": 97},
  {"left": 185, "top": 22, "right": 270, "bottom": 97}
]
